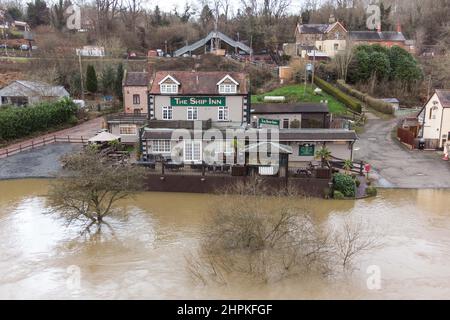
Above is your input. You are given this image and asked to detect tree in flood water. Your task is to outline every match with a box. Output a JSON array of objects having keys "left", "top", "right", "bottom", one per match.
[
  {"left": 187, "top": 179, "right": 378, "bottom": 284},
  {"left": 47, "top": 149, "right": 146, "bottom": 234}
]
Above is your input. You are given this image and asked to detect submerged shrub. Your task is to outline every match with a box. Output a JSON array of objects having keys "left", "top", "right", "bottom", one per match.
[
  {"left": 333, "top": 173, "right": 356, "bottom": 198},
  {"left": 366, "top": 186, "right": 378, "bottom": 197}
]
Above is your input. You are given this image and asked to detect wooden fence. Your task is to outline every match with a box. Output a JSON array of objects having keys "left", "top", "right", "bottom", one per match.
[
  {"left": 0, "top": 135, "right": 88, "bottom": 159},
  {"left": 397, "top": 127, "right": 416, "bottom": 148}
]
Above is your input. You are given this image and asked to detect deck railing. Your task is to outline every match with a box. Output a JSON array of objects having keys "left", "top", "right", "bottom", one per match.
[{"left": 0, "top": 135, "right": 88, "bottom": 159}]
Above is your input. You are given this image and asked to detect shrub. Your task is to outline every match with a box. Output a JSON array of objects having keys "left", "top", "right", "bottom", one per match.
[
  {"left": 355, "top": 178, "right": 361, "bottom": 188},
  {"left": 366, "top": 186, "right": 378, "bottom": 197},
  {"left": 0, "top": 98, "right": 78, "bottom": 142},
  {"left": 333, "top": 190, "right": 345, "bottom": 200},
  {"left": 336, "top": 80, "right": 394, "bottom": 115},
  {"left": 314, "top": 76, "right": 362, "bottom": 113},
  {"left": 333, "top": 173, "right": 356, "bottom": 198}
]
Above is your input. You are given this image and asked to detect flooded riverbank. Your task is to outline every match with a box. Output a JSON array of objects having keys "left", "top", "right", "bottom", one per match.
[{"left": 1, "top": 179, "right": 450, "bottom": 299}]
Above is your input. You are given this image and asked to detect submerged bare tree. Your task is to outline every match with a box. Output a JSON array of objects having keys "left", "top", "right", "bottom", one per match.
[
  {"left": 47, "top": 149, "right": 146, "bottom": 234},
  {"left": 188, "top": 180, "right": 379, "bottom": 285}
]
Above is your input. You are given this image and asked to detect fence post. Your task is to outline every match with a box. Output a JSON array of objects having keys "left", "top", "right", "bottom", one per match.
[
  {"left": 31, "top": 140, "right": 34, "bottom": 149},
  {"left": 360, "top": 161, "right": 363, "bottom": 176},
  {"left": 43, "top": 137, "right": 45, "bottom": 146},
  {"left": 19, "top": 144, "right": 22, "bottom": 152},
  {"left": 68, "top": 135, "right": 70, "bottom": 143},
  {"left": 202, "top": 163, "right": 206, "bottom": 176},
  {"left": 161, "top": 162, "right": 165, "bottom": 175}
]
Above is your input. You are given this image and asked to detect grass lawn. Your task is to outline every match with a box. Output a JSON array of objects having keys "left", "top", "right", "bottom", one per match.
[{"left": 252, "top": 84, "right": 349, "bottom": 115}]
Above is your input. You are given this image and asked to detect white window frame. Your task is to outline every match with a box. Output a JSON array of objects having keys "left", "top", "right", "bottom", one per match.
[
  {"left": 184, "top": 140, "right": 202, "bottom": 163},
  {"left": 160, "top": 83, "right": 178, "bottom": 94},
  {"left": 152, "top": 140, "right": 171, "bottom": 153},
  {"left": 187, "top": 107, "right": 198, "bottom": 120},
  {"left": 218, "top": 106, "right": 228, "bottom": 121},
  {"left": 162, "top": 106, "right": 173, "bottom": 120},
  {"left": 132, "top": 94, "right": 140, "bottom": 104},
  {"left": 119, "top": 124, "right": 137, "bottom": 135},
  {"left": 219, "top": 84, "right": 237, "bottom": 94}
]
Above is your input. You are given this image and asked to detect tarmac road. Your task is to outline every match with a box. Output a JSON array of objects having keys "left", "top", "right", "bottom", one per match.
[{"left": 354, "top": 117, "right": 450, "bottom": 188}]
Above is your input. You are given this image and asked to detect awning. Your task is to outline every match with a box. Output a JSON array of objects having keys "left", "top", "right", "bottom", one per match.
[{"left": 88, "top": 132, "right": 121, "bottom": 143}]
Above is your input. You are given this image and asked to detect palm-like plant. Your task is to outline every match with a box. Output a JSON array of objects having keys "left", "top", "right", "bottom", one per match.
[
  {"left": 343, "top": 159, "right": 353, "bottom": 175},
  {"left": 315, "top": 146, "right": 332, "bottom": 168}
]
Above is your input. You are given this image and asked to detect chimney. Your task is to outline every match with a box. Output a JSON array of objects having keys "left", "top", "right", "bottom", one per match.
[
  {"left": 397, "top": 22, "right": 402, "bottom": 33},
  {"left": 377, "top": 23, "right": 382, "bottom": 33},
  {"left": 329, "top": 14, "right": 336, "bottom": 24}
]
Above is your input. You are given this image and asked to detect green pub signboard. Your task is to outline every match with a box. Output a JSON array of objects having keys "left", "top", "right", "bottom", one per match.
[
  {"left": 299, "top": 144, "right": 315, "bottom": 157},
  {"left": 170, "top": 96, "right": 226, "bottom": 107},
  {"left": 258, "top": 118, "right": 280, "bottom": 127}
]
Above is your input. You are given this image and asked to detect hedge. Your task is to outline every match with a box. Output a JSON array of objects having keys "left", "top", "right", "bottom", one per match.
[
  {"left": 336, "top": 80, "right": 394, "bottom": 115},
  {"left": 314, "top": 76, "right": 362, "bottom": 114},
  {"left": 0, "top": 98, "right": 78, "bottom": 142},
  {"left": 333, "top": 173, "right": 356, "bottom": 198}
]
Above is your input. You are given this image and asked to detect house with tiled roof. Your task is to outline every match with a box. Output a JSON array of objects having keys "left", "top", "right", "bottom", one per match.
[
  {"left": 418, "top": 89, "right": 450, "bottom": 149},
  {"left": 293, "top": 15, "right": 411, "bottom": 58},
  {"left": 294, "top": 16, "right": 348, "bottom": 58},
  {"left": 108, "top": 70, "right": 250, "bottom": 144}
]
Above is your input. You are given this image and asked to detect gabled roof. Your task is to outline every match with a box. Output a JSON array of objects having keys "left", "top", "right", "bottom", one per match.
[
  {"left": 0, "top": 80, "right": 69, "bottom": 97},
  {"left": 149, "top": 71, "right": 249, "bottom": 95},
  {"left": 158, "top": 74, "right": 180, "bottom": 85},
  {"left": 124, "top": 72, "right": 149, "bottom": 86},
  {"left": 349, "top": 31, "right": 406, "bottom": 42},
  {"left": 296, "top": 22, "right": 347, "bottom": 35},
  {"left": 217, "top": 75, "right": 239, "bottom": 86},
  {"left": 297, "top": 23, "right": 329, "bottom": 34},
  {"left": 436, "top": 90, "right": 450, "bottom": 108}
]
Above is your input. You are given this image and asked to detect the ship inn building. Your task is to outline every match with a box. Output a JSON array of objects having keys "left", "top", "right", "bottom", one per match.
[
  {"left": 107, "top": 70, "right": 251, "bottom": 143},
  {"left": 148, "top": 71, "right": 251, "bottom": 127}
]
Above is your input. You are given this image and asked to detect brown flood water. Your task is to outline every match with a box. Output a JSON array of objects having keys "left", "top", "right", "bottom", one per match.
[{"left": 0, "top": 179, "right": 450, "bottom": 299}]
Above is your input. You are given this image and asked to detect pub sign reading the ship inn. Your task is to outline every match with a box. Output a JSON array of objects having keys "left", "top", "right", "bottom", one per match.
[{"left": 170, "top": 97, "right": 226, "bottom": 107}]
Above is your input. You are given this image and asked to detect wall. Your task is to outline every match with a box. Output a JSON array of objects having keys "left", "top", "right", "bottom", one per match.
[
  {"left": 315, "top": 39, "right": 347, "bottom": 57},
  {"left": 254, "top": 114, "right": 302, "bottom": 129},
  {"left": 123, "top": 86, "right": 148, "bottom": 114},
  {"left": 145, "top": 175, "right": 330, "bottom": 197},
  {"left": 286, "top": 141, "right": 353, "bottom": 166},
  {"left": 422, "top": 93, "right": 443, "bottom": 143},
  {"left": 109, "top": 123, "right": 139, "bottom": 144},
  {"left": 152, "top": 95, "right": 245, "bottom": 125}
]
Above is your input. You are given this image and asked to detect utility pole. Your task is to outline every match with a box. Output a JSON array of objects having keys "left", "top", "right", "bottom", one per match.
[
  {"left": 78, "top": 52, "right": 85, "bottom": 101},
  {"left": 311, "top": 49, "right": 316, "bottom": 90},
  {"left": 427, "top": 75, "right": 432, "bottom": 100}
]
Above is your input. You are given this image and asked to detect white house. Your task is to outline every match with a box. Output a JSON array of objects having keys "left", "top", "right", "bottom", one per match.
[{"left": 418, "top": 90, "right": 450, "bottom": 149}]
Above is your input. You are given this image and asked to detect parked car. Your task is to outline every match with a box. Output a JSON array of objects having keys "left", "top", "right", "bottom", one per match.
[{"left": 20, "top": 44, "right": 29, "bottom": 50}]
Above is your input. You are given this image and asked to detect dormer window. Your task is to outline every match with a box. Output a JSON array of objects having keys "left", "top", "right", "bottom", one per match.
[
  {"left": 217, "top": 75, "right": 239, "bottom": 95},
  {"left": 219, "top": 84, "right": 237, "bottom": 94},
  {"left": 160, "top": 84, "right": 178, "bottom": 94},
  {"left": 158, "top": 75, "right": 180, "bottom": 94}
]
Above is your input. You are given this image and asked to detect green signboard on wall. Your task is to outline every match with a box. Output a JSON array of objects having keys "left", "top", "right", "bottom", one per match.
[
  {"left": 170, "top": 96, "right": 226, "bottom": 107},
  {"left": 258, "top": 118, "right": 280, "bottom": 126},
  {"left": 299, "top": 144, "right": 315, "bottom": 156}
]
